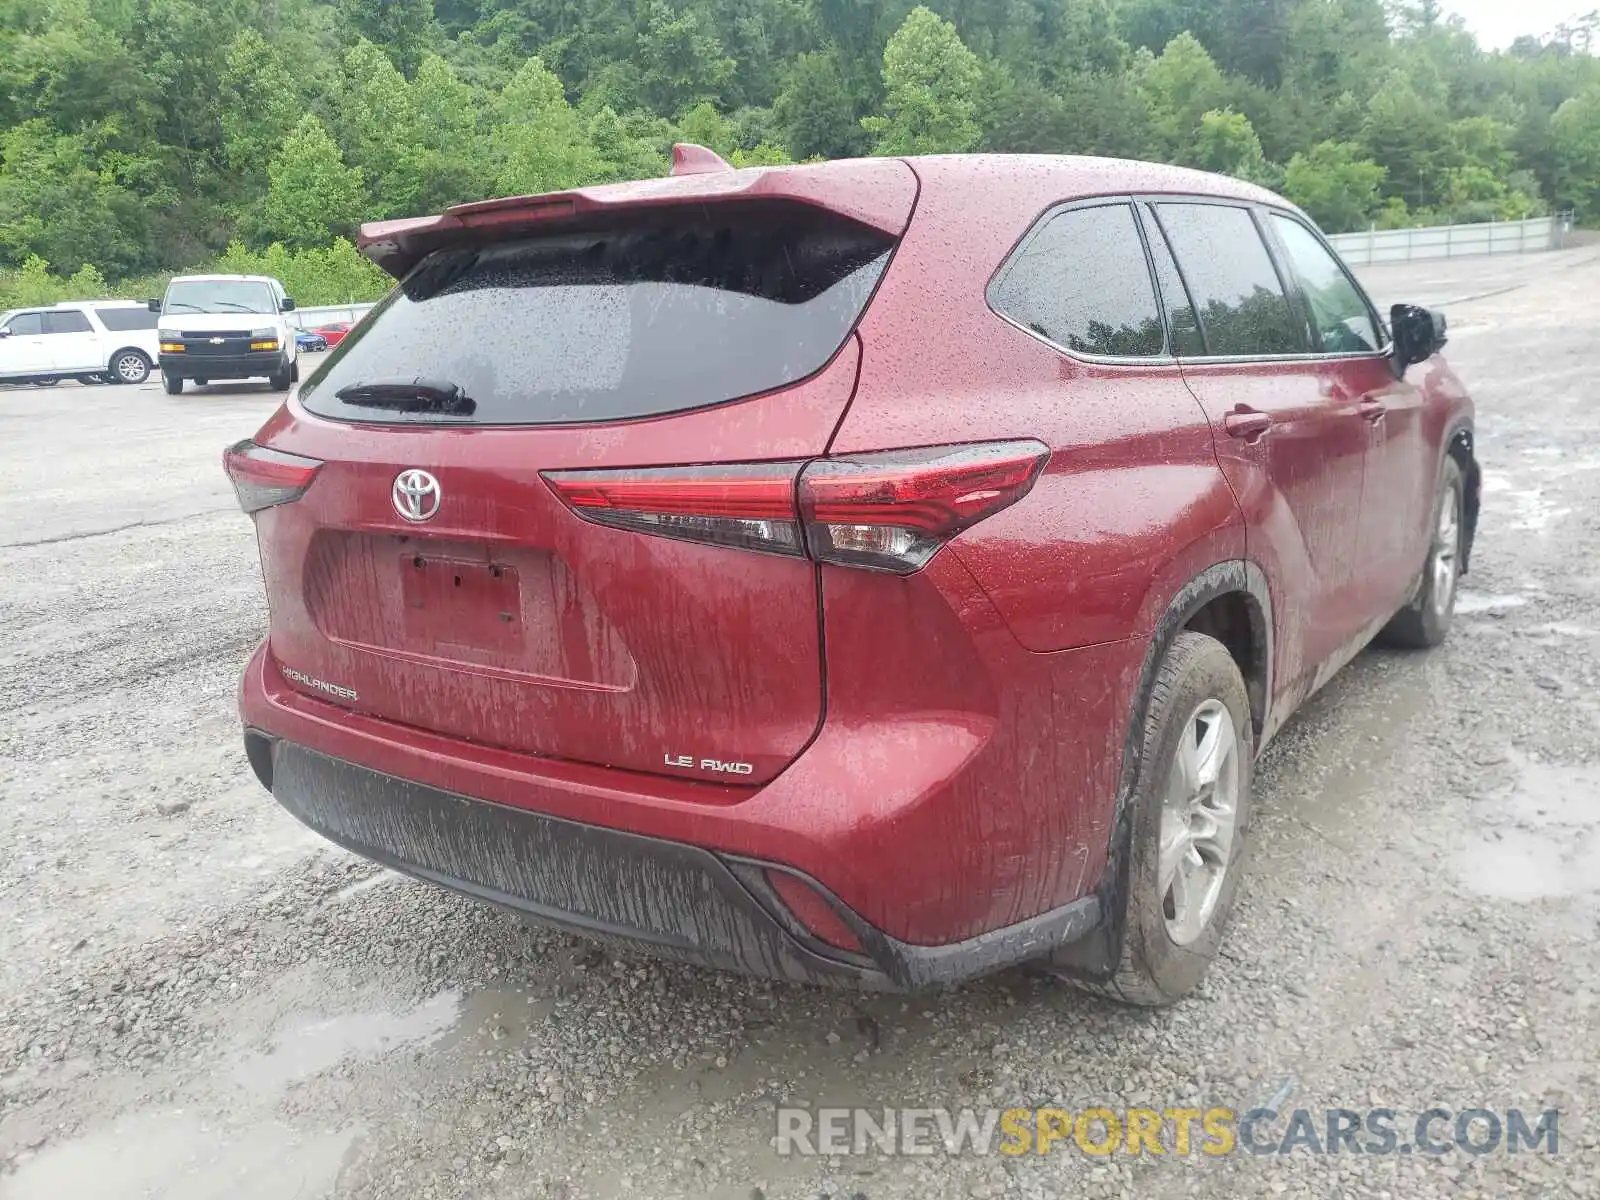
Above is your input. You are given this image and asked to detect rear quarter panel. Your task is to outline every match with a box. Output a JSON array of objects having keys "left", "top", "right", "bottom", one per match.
[
  {"left": 822, "top": 159, "right": 1248, "bottom": 933},
  {"left": 834, "top": 159, "right": 1245, "bottom": 652}
]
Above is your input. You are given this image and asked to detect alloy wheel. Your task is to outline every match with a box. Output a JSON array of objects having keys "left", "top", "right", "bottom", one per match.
[
  {"left": 1158, "top": 698, "right": 1241, "bottom": 947},
  {"left": 1432, "top": 481, "right": 1461, "bottom": 618}
]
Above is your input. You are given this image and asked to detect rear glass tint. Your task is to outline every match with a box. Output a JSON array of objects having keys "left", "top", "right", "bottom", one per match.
[
  {"left": 96, "top": 306, "right": 158, "bottom": 332},
  {"left": 989, "top": 203, "right": 1166, "bottom": 358},
  {"left": 1152, "top": 203, "right": 1307, "bottom": 357},
  {"left": 299, "top": 205, "right": 895, "bottom": 426}
]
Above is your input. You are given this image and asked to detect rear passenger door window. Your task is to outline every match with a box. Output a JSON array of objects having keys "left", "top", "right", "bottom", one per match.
[
  {"left": 1268, "top": 215, "right": 1381, "bottom": 354},
  {"left": 990, "top": 202, "right": 1166, "bottom": 358},
  {"left": 1152, "top": 203, "right": 1308, "bottom": 357},
  {"left": 44, "top": 310, "right": 93, "bottom": 335}
]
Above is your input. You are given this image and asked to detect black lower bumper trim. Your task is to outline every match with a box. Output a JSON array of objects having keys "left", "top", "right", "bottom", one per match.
[
  {"left": 253, "top": 734, "right": 1101, "bottom": 991},
  {"left": 160, "top": 352, "right": 287, "bottom": 379}
]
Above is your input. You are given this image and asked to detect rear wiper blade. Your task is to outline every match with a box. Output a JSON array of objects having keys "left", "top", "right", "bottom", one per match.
[{"left": 333, "top": 379, "right": 476, "bottom": 415}]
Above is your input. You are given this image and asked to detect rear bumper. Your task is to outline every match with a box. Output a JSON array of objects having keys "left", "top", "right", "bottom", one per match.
[
  {"left": 238, "top": 549, "right": 1143, "bottom": 980},
  {"left": 160, "top": 350, "right": 287, "bottom": 379},
  {"left": 246, "top": 729, "right": 1099, "bottom": 990}
]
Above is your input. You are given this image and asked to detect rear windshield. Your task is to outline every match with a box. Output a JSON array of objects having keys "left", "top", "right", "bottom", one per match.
[{"left": 298, "top": 204, "right": 895, "bottom": 426}]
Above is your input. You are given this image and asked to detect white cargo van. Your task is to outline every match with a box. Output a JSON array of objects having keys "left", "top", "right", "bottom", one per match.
[
  {"left": 151, "top": 274, "right": 299, "bottom": 394},
  {"left": 0, "top": 300, "right": 161, "bottom": 386}
]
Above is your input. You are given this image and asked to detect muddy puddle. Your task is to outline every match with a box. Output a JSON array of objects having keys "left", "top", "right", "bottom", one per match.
[
  {"left": 4, "top": 983, "right": 552, "bottom": 1199},
  {"left": 1451, "top": 754, "right": 1600, "bottom": 903}
]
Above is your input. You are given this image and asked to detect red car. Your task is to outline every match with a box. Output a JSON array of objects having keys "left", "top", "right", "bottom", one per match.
[
  {"left": 311, "top": 321, "right": 353, "bottom": 347},
  {"left": 229, "top": 150, "right": 1478, "bottom": 1005}
]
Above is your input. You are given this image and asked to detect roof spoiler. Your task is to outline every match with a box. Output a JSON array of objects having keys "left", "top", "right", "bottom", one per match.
[{"left": 354, "top": 158, "right": 917, "bottom": 280}]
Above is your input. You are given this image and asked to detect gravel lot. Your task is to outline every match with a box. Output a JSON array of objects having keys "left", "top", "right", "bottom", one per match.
[{"left": 3, "top": 251, "right": 1598, "bottom": 1200}]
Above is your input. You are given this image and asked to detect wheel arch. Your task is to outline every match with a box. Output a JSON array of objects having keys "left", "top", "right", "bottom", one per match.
[
  {"left": 1049, "top": 559, "right": 1272, "bottom": 981},
  {"left": 106, "top": 345, "right": 153, "bottom": 370},
  {"left": 1117, "top": 561, "right": 1272, "bottom": 807},
  {"left": 1445, "top": 420, "right": 1479, "bottom": 574}
]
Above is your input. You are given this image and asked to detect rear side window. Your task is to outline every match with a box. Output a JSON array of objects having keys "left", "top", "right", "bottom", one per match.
[
  {"left": 46, "top": 310, "right": 92, "bottom": 334},
  {"left": 1152, "top": 203, "right": 1308, "bottom": 357},
  {"left": 1269, "top": 215, "right": 1380, "bottom": 354},
  {"left": 96, "top": 306, "right": 158, "bottom": 332},
  {"left": 989, "top": 203, "right": 1165, "bottom": 358},
  {"left": 299, "top": 204, "right": 895, "bottom": 426}
]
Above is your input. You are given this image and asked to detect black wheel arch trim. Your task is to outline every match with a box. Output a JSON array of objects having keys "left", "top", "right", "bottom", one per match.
[
  {"left": 1049, "top": 558, "right": 1272, "bottom": 981},
  {"left": 1444, "top": 419, "right": 1480, "bottom": 574}
]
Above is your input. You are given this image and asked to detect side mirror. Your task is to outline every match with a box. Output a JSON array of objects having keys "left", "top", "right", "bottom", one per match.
[
  {"left": 0, "top": 327, "right": 11, "bottom": 338},
  {"left": 146, "top": 298, "right": 162, "bottom": 313},
  {"left": 1391, "top": 303, "right": 1448, "bottom": 374},
  {"left": 280, "top": 296, "right": 296, "bottom": 312}
]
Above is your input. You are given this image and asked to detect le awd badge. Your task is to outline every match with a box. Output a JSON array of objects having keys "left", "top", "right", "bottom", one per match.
[{"left": 665, "top": 753, "right": 755, "bottom": 777}]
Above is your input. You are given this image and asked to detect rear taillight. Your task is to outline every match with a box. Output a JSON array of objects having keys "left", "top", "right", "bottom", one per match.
[
  {"left": 799, "top": 440, "right": 1048, "bottom": 573},
  {"left": 223, "top": 439, "right": 324, "bottom": 514},
  {"left": 543, "top": 462, "right": 805, "bottom": 556},
  {"left": 543, "top": 440, "right": 1048, "bottom": 573}
]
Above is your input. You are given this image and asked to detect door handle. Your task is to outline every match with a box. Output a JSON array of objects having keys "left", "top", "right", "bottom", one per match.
[
  {"left": 1223, "top": 411, "right": 1273, "bottom": 442},
  {"left": 1358, "top": 398, "right": 1387, "bottom": 423}
]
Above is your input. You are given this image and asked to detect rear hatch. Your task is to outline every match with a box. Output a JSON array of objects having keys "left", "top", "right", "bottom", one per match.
[{"left": 244, "top": 162, "right": 916, "bottom": 785}]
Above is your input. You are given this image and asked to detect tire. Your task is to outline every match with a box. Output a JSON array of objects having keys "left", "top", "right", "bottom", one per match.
[
  {"left": 109, "top": 349, "right": 151, "bottom": 385},
  {"left": 1377, "top": 457, "right": 1463, "bottom": 650},
  {"left": 162, "top": 372, "right": 183, "bottom": 395},
  {"left": 269, "top": 369, "right": 292, "bottom": 391},
  {"left": 1065, "top": 631, "right": 1254, "bottom": 1007}
]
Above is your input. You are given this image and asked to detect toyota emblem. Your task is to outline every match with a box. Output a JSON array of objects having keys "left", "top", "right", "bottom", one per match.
[{"left": 392, "top": 469, "right": 441, "bottom": 522}]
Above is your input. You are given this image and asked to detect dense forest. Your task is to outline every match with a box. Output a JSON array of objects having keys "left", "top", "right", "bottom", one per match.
[{"left": 2, "top": 0, "right": 1599, "bottom": 307}]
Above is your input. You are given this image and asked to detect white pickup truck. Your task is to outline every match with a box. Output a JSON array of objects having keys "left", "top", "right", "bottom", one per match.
[{"left": 0, "top": 301, "right": 161, "bottom": 386}]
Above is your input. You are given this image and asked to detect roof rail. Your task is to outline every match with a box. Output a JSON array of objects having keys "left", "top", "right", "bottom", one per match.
[{"left": 670, "top": 143, "right": 734, "bottom": 176}]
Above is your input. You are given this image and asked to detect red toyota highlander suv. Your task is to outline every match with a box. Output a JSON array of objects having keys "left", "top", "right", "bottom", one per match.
[{"left": 230, "top": 150, "right": 1479, "bottom": 1005}]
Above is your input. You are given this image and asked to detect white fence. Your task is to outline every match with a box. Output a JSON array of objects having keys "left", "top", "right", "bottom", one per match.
[
  {"left": 292, "top": 302, "right": 377, "bottom": 329},
  {"left": 1328, "top": 213, "right": 1575, "bottom": 265}
]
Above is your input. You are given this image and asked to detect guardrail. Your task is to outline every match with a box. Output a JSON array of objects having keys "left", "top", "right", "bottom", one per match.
[
  {"left": 292, "top": 302, "right": 378, "bottom": 329},
  {"left": 1328, "top": 213, "right": 1576, "bottom": 265}
]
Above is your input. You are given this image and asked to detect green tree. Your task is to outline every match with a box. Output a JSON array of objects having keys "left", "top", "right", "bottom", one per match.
[
  {"left": 340, "top": 39, "right": 429, "bottom": 218},
  {"left": 260, "top": 114, "right": 368, "bottom": 249},
  {"left": 1282, "top": 139, "right": 1386, "bottom": 232},
  {"left": 729, "top": 141, "right": 793, "bottom": 167},
  {"left": 1360, "top": 69, "right": 1452, "bottom": 209},
  {"left": 219, "top": 29, "right": 302, "bottom": 185},
  {"left": 861, "top": 6, "right": 983, "bottom": 155},
  {"left": 634, "top": 1, "right": 736, "bottom": 115},
  {"left": 410, "top": 54, "right": 493, "bottom": 209},
  {"left": 0, "top": 120, "right": 149, "bottom": 275},
  {"left": 1551, "top": 86, "right": 1600, "bottom": 220},
  {"left": 1192, "top": 108, "right": 1272, "bottom": 183},
  {"left": 1138, "top": 33, "right": 1229, "bottom": 158},
  {"left": 773, "top": 49, "right": 866, "bottom": 159},
  {"left": 489, "top": 56, "right": 601, "bottom": 195},
  {"left": 675, "top": 100, "right": 739, "bottom": 157},
  {"left": 587, "top": 104, "right": 670, "bottom": 182},
  {"left": 337, "top": 0, "right": 434, "bottom": 75}
]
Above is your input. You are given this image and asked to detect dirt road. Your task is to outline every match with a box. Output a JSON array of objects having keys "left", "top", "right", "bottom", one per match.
[{"left": 2, "top": 255, "right": 1596, "bottom": 1199}]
